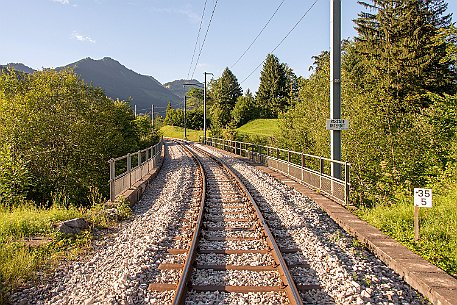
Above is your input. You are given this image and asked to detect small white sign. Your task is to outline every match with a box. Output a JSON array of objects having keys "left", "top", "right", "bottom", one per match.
[
  {"left": 414, "top": 188, "right": 432, "bottom": 208},
  {"left": 326, "top": 119, "right": 349, "bottom": 130}
]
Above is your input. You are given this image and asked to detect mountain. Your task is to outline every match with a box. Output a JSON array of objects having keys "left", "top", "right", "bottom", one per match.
[
  {"left": 164, "top": 79, "right": 204, "bottom": 99},
  {"left": 59, "top": 57, "right": 181, "bottom": 113},
  {"left": 0, "top": 63, "right": 36, "bottom": 74}
]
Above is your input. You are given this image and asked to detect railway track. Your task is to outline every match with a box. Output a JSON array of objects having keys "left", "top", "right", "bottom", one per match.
[{"left": 148, "top": 141, "right": 320, "bottom": 304}]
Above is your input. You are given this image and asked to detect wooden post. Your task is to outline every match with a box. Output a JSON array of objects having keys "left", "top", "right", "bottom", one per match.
[{"left": 414, "top": 206, "right": 420, "bottom": 241}]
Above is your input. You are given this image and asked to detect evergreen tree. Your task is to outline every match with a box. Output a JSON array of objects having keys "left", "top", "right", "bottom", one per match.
[
  {"left": 231, "top": 89, "right": 258, "bottom": 127},
  {"left": 208, "top": 67, "right": 242, "bottom": 126},
  {"left": 256, "top": 54, "right": 289, "bottom": 118},
  {"left": 283, "top": 63, "right": 299, "bottom": 106},
  {"left": 354, "top": 0, "right": 455, "bottom": 113}
]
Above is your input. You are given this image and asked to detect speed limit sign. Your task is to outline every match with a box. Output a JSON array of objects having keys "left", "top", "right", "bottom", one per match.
[{"left": 414, "top": 188, "right": 432, "bottom": 208}]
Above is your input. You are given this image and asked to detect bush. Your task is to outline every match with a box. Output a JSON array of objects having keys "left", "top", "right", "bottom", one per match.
[{"left": 0, "top": 145, "right": 32, "bottom": 207}]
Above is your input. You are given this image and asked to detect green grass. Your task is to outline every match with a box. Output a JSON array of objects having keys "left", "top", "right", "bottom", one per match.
[
  {"left": 236, "top": 119, "right": 280, "bottom": 137},
  {"left": 356, "top": 186, "right": 457, "bottom": 278},
  {"left": 0, "top": 198, "right": 132, "bottom": 304},
  {"left": 160, "top": 125, "right": 205, "bottom": 142}
]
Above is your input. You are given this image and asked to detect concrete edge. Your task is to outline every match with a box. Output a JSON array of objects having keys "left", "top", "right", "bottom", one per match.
[
  {"left": 203, "top": 144, "right": 457, "bottom": 305},
  {"left": 118, "top": 145, "right": 166, "bottom": 206}
]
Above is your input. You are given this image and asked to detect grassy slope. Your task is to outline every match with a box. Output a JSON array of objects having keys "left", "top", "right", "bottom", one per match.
[
  {"left": 0, "top": 200, "right": 132, "bottom": 303},
  {"left": 356, "top": 182, "right": 457, "bottom": 277},
  {"left": 159, "top": 125, "right": 204, "bottom": 142},
  {"left": 236, "top": 119, "right": 280, "bottom": 137}
]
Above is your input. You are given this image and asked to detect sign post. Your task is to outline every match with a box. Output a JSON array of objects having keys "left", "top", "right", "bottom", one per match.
[
  {"left": 413, "top": 188, "right": 432, "bottom": 241},
  {"left": 330, "top": 0, "right": 342, "bottom": 179}
]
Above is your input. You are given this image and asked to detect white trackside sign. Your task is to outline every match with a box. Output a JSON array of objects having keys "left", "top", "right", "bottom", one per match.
[
  {"left": 414, "top": 188, "right": 432, "bottom": 208},
  {"left": 326, "top": 119, "right": 349, "bottom": 130}
]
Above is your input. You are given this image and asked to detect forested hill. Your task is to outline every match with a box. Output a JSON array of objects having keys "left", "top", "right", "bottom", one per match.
[
  {"left": 0, "top": 63, "right": 36, "bottom": 74},
  {"left": 164, "top": 79, "right": 203, "bottom": 99},
  {"left": 59, "top": 57, "right": 181, "bottom": 112}
]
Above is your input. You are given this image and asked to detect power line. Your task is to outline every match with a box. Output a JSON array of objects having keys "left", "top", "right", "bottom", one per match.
[
  {"left": 231, "top": 0, "right": 286, "bottom": 69},
  {"left": 191, "top": 0, "right": 219, "bottom": 79},
  {"left": 240, "top": 0, "right": 320, "bottom": 85},
  {"left": 187, "top": 0, "right": 208, "bottom": 79}
]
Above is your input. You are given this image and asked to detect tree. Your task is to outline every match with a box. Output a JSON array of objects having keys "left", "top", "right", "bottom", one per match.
[
  {"left": 231, "top": 89, "right": 258, "bottom": 127},
  {"left": 354, "top": 0, "right": 455, "bottom": 113},
  {"left": 208, "top": 68, "right": 242, "bottom": 126},
  {"left": 256, "top": 54, "right": 289, "bottom": 118},
  {"left": 0, "top": 68, "right": 148, "bottom": 206},
  {"left": 186, "top": 87, "right": 204, "bottom": 109},
  {"left": 283, "top": 64, "right": 299, "bottom": 106}
]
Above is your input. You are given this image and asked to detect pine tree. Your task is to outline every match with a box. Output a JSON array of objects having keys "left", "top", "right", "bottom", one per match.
[
  {"left": 208, "top": 67, "right": 242, "bottom": 126},
  {"left": 256, "top": 54, "right": 289, "bottom": 118},
  {"left": 354, "top": 0, "right": 454, "bottom": 113},
  {"left": 231, "top": 89, "right": 258, "bottom": 127}
]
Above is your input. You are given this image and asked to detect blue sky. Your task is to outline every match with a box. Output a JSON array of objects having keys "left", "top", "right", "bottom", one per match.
[{"left": 1, "top": 0, "right": 456, "bottom": 92}]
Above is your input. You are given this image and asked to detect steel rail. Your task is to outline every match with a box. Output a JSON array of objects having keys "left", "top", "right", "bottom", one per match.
[
  {"left": 186, "top": 142, "right": 304, "bottom": 305},
  {"left": 170, "top": 141, "right": 206, "bottom": 305}
]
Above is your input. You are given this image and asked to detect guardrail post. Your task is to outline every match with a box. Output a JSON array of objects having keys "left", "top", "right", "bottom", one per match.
[
  {"left": 301, "top": 152, "right": 304, "bottom": 181},
  {"left": 109, "top": 158, "right": 115, "bottom": 202},
  {"left": 127, "top": 153, "right": 132, "bottom": 189},
  {"left": 276, "top": 148, "right": 279, "bottom": 159},
  {"left": 287, "top": 150, "right": 290, "bottom": 175},
  {"left": 146, "top": 149, "right": 150, "bottom": 173},
  {"left": 345, "top": 162, "right": 350, "bottom": 206},
  {"left": 319, "top": 157, "right": 324, "bottom": 190},
  {"left": 256, "top": 144, "right": 260, "bottom": 163}
]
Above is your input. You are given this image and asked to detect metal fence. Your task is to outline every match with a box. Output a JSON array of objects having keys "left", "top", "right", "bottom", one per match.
[
  {"left": 108, "top": 139, "right": 164, "bottom": 202},
  {"left": 203, "top": 137, "right": 350, "bottom": 206}
]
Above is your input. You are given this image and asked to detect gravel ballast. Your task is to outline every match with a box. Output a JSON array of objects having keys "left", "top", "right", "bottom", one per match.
[
  {"left": 197, "top": 143, "right": 430, "bottom": 305},
  {"left": 10, "top": 141, "right": 431, "bottom": 304},
  {"left": 11, "top": 143, "right": 198, "bottom": 305}
]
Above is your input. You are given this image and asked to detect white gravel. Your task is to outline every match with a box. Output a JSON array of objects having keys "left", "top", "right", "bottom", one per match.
[
  {"left": 10, "top": 141, "right": 431, "bottom": 305},
  {"left": 196, "top": 143, "right": 430, "bottom": 305},
  {"left": 10, "top": 142, "right": 199, "bottom": 305}
]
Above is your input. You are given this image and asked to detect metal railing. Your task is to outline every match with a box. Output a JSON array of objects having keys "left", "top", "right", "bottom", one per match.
[
  {"left": 108, "top": 139, "right": 164, "bottom": 202},
  {"left": 203, "top": 137, "right": 350, "bottom": 206}
]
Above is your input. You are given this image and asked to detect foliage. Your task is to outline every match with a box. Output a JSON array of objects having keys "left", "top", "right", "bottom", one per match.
[
  {"left": 278, "top": 1, "right": 457, "bottom": 206},
  {"left": 163, "top": 103, "right": 203, "bottom": 130},
  {"left": 0, "top": 145, "right": 32, "bottom": 207},
  {"left": 209, "top": 104, "right": 224, "bottom": 138},
  {"left": 256, "top": 54, "right": 292, "bottom": 118},
  {"left": 186, "top": 87, "right": 204, "bottom": 109},
  {"left": 356, "top": 176, "right": 457, "bottom": 278},
  {"left": 0, "top": 69, "right": 158, "bottom": 207},
  {"left": 277, "top": 52, "right": 330, "bottom": 156},
  {"left": 0, "top": 188, "right": 135, "bottom": 303},
  {"left": 354, "top": 0, "right": 454, "bottom": 112},
  {"left": 208, "top": 68, "right": 242, "bottom": 127},
  {"left": 134, "top": 114, "right": 160, "bottom": 148},
  {"left": 231, "top": 90, "right": 258, "bottom": 127}
]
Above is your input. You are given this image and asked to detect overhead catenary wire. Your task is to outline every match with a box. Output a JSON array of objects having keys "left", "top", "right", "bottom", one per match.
[
  {"left": 230, "top": 0, "right": 287, "bottom": 69},
  {"left": 191, "top": 0, "right": 219, "bottom": 79},
  {"left": 240, "top": 0, "right": 320, "bottom": 86},
  {"left": 187, "top": 0, "right": 209, "bottom": 79}
]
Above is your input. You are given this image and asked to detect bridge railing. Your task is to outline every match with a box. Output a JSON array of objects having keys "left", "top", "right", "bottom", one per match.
[
  {"left": 108, "top": 139, "right": 164, "bottom": 202},
  {"left": 203, "top": 137, "right": 350, "bottom": 206}
]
